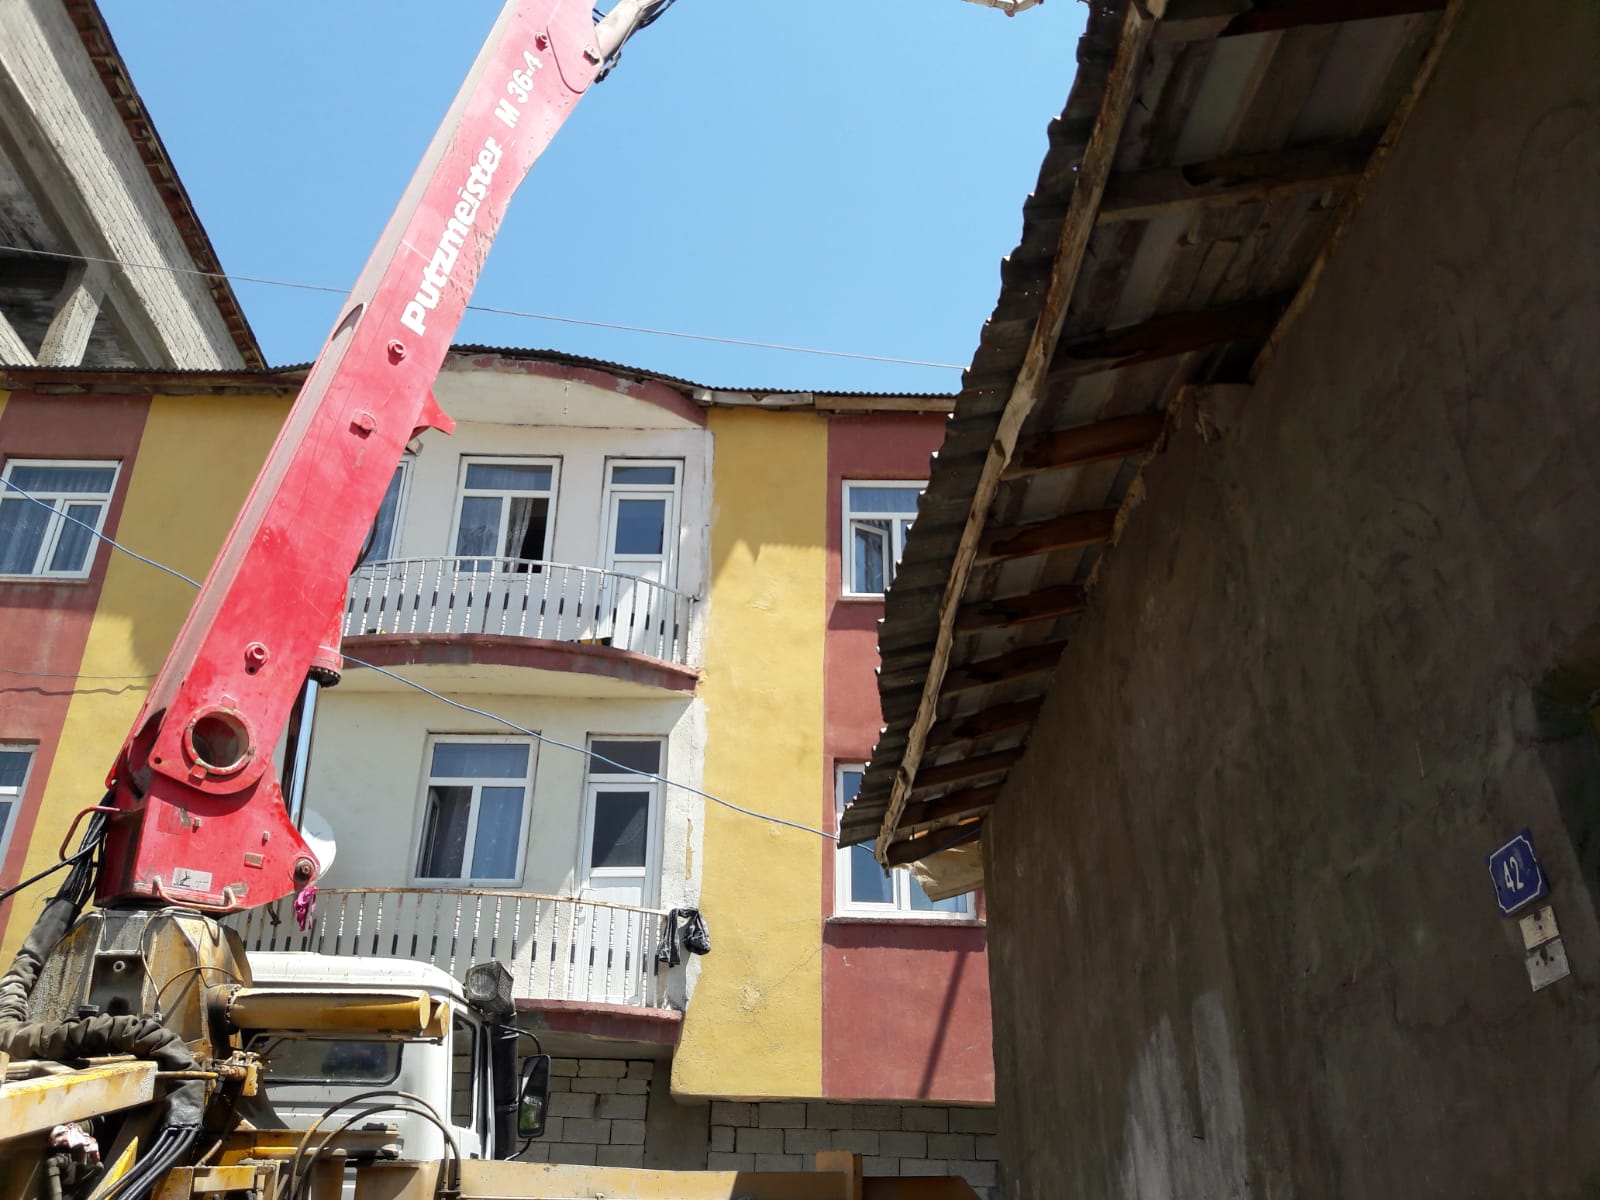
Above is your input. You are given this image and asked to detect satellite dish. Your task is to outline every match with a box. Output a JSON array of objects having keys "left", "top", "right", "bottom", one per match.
[{"left": 300, "top": 808, "right": 338, "bottom": 878}]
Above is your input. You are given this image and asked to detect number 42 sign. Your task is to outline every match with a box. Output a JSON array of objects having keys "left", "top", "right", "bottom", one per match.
[{"left": 1487, "top": 830, "right": 1548, "bottom": 916}]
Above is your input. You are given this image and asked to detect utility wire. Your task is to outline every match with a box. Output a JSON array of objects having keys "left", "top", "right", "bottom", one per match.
[
  {"left": 0, "top": 476, "right": 836, "bottom": 841},
  {"left": 0, "top": 244, "right": 966, "bottom": 373}
]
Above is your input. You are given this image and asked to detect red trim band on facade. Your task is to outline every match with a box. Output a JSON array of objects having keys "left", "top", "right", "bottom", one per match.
[
  {"left": 344, "top": 633, "right": 700, "bottom": 694},
  {"left": 515, "top": 997, "right": 683, "bottom": 1046}
]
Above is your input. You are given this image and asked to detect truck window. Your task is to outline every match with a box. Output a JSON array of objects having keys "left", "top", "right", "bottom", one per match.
[
  {"left": 451, "top": 1016, "right": 476, "bottom": 1128},
  {"left": 256, "top": 1037, "right": 402, "bottom": 1085}
]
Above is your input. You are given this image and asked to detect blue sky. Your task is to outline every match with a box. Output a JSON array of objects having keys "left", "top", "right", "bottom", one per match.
[{"left": 100, "top": 0, "right": 1086, "bottom": 393}]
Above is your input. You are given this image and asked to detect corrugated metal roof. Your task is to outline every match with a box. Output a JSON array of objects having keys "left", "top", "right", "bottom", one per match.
[{"left": 841, "top": 0, "right": 1458, "bottom": 870}]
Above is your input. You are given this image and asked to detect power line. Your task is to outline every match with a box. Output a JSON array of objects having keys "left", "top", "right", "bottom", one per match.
[
  {"left": 0, "top": 475, "right": 835, "bottom": 841},
  {"left": 0, "top": 667, "right": 158, "bottom": 680},
  {"left": 0, "top": 243, "right": 966, "bottom": 373}
]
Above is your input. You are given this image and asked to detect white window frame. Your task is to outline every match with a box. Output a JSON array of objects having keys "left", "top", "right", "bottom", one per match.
[
  {"left": 411, "top": 734, "right": 536, "bottom": 886},
  {"left": 358, "top": 458, "right": 413, "bottom": 566},
  {"left": 0, "top": 459, "right": 120, "bottom": 580},
  {"left": 601, "top": 459, "right": 682, "bottom": 589},
  {"left": 833, "top": 763, "right": 972, "bottom": 918},
  {"left": 0, "top": 744, "right": 35, "bottom": 867},
  {"left": 448, "top": 457, "right": 560, "bottom": 568},
  {"left": 841, "top": 479, "right": 923, "bottom": 598},
  {"left": 579, "top": 736, "right": 666, "bottom": 909}
]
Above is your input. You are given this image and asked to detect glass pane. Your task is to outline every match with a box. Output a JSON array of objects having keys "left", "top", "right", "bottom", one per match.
[
  {"left": 591, "top": 790, "right": 649, "bottom": 868},
  {"left": 505, "top": 496, "right": 549, "bottom": 561},
  {"left": 417, "top": 786, "right": 471, "bottom": 878},
  {"left": 0, "top": 801, "right": 12, "bottom": 840},
  {"left": 454, "top": 496, "right": 501, "bottom": 558},
  {"left": 0, "top": 749, "right": 33, "bottom": 792},
  {"left": 610, "top": 465, "right": 677, "bottom": 485},
  {"left": 360, "top": 466, "right": 406, "bottom": 565},
  {"left": 851, "top": 521, "right": 888, "bottom": 593},
  {"left": 847, "top": 485, "right": 920, "bottom": 515},
  {"left": 48, "top": 503, "right": 101, "bottom": 573},
  {"left": 589, "top": 740, "right": 662, "bottom": 777},
  {"left": 0, "top": 499, "right": 50, "bottom": 574},
  {"left": 848, "top": 845, "right": 895, "bottom": 905},
  {"left": 450, "top": 1017, "right": 475, "bottom": 1127},
  {"left": 613, "top": 499, "right": 665, "bottom": 556},
  {"left": 837, "top": 769, "right": 863, "bottom": 808},
  {"left": 464, "top": 463, "right": 551, "bottom": 492},
  {"left": 431, "top": 742, "right": 529, "bottom": 780},
  {"left": 262, "top": 1038, "right": 400, "bottom": 1085},
  {"left": 8, "top": 464, "right": 116, "bottom": 494},
  {"left": 909, "top": 882, "right": 970, "bottom": 914},
  {"left": 470, "top": 787, "right": 524, "bottom": 879}
]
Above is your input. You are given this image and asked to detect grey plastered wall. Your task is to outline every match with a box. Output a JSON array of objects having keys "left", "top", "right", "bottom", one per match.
[{"left": 983, "top": 2, "right": 1600, "bottom": 1197}]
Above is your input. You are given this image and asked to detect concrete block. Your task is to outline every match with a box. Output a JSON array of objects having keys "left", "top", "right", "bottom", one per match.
[
  {"left": 542, "top": 1116, "right": 565, "bottom": 1141},
  {"left": 518, "top": 1141, "right": 550, "bottom": 1162},
  {"left": 735, "top": 1127, "right": 785, "bottom": 1155},
  {"left": 572, "top": 1076, "right": 621, "bottom": 1094},
  {"left": 549, "top": 1143, "right": 597, "bottom": 1166},
  {"left": 615, "top": 1078, "right": 650, "bottom": 1095},
  {"left": 784, "top": 1128, "right": 829, "bottom": 1155},
  {"left": 948, "top": 1107, "right": 998, "bottom": 1134},
  {"left": 707, "top": 1153, "right": 756, "bottom": 1171},
  {"left": 562, "top": 1118, "right": 611, "bottom": 1144},
  {"left": 975, "top": 1135, "right": 998, "bottom": 1159},
  {"left": 611, "top": 1119, "right": 647, "bottom": 1146},
  {"left": 879, "top": 1131, "right": 927, "bottom": 1158},
  {"left": 758, "top": 1102, "right": 808, "bottom": 1129},
  {"left": 626, "top": 1060, "right": 655, "bottom": 1080},
  {"left": 549, "top": 1091, "right": 597, "bottom": 1119},
  {"left": 551, "top": 1058, "right": 580, "bottom": 1077},
  {"left": 548, "top": 1076, "right": 571, "bottom": 1092},
  {"left": 930, "top": 1132, "right": 977, "bottom": 1159},
  {"left": 580, "top": 1059, "right": 628, "bottom": 1078},
  {"left": 833, "top": 1130, "right": 880, "bottom": 1156},
  {"left": 710, "top": 1126, "right": 735, "bottom": 1152},
  {"left": 899, "top": 1159, "right": 951, "bottom": 1177},
  {"left": 954, "top": 1160, "right": 999, "bottom": 1188},
  {"left": 755, "top": 1154, "right": 803, "bottom": 1172},
  {"left": 597, "top": 1093, "right": 648, "bottom": 1121},
  {"left": 902, "top": 1106, "right": 949, "bottom": 1132},
  {"left": 597, "top": 1144, "right": 645, "bottom": 1167},
  {"left": 711, "top": 1101, "right": 753, "bottom": 1127},
  {"left": 807, "top": 1101, "right": 853, "bottom": 1129},
  {"left": 862, "top": 1157, "right": 900, "bottom": 1177},
  {"left": 852, "top": 1105, "right": 902, "bottom": 1130}
]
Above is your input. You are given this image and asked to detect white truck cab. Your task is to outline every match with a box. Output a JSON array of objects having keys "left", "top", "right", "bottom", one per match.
[{"left": 242, "top": 954, "right": 539, "bottom": 1162}]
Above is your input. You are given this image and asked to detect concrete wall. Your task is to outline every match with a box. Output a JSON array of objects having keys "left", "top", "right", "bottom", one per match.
[{"left": 985, "top": 3, "right": 1600, "bottom": 1196}]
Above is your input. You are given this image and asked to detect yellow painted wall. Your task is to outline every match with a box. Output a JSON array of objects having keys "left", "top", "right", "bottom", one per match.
[
  {"left": 1, "top": 393, "right": 287, "bottom": 961},
  {"left": 673, "top": 408, "right": 827, "bottom": 1099}
]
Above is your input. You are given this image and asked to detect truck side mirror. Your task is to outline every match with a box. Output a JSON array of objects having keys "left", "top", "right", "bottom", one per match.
[{"left": 517, "top": 1054, "right": 551, "bottom": 1138}]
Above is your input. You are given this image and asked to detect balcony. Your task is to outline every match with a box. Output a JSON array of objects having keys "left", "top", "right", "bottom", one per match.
[
  {"left": 226, "top": 887, "right": 676, "bottom": 1009},
  {"left": 341, "top": 558, "right": 698, "bottom": 692}
]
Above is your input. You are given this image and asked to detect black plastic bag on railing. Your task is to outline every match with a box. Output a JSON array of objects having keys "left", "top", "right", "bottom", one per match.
[{"left": 655, "top": 907, "right": 711, "bottom": 968}]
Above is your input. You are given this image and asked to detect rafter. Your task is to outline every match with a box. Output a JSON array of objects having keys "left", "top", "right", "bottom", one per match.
[
  {"left": 1097, "top": 139, "right": 1375, "bottom": 224},
  {"left": 1157, "top": 0, "right": 1446, "bottom": 41},
  {"left": 910, "top": 747, "right": 1026, "bottom": 792},
  {"left": 928, "top": 697, "right": 1045, "bottom": 746},
  {"left": 1005, "top": 412, "right": 1166, "bottom": 480},
  {"left": 954, "top": 585, "right": 1086, "bottom": 633},
  {"left": 1048, "top": 294, "right": 1288, "bottom": 385},
  {"left": 940, "top": 641, "right": 1069, "bottom": 696},
  {"left": 979, "top": 508, "right": 1118, "bottom": 563},
  {"left": 885, "top": 819, "right": 984, "bottom": 867}
]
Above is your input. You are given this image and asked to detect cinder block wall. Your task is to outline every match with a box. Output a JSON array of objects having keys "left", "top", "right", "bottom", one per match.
[{"left": 522, "top": 1057, "right": 653, "bottom": 1168}]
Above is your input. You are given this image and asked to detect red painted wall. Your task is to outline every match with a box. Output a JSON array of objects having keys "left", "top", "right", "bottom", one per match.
[
  {"left": 821, "top": 413, "right": 995, "bottom": 1103},
  {"left": 0, "top": 393, "right": 149, "bottom": 927}
]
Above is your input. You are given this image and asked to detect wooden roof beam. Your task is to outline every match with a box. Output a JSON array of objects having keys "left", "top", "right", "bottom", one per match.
[
  {"left": 979, "top": 508, "right": 1118, "bottom": 563},
  {"left": 1157, "top": 0, "right": 1446, "bottom": 42},
  {"left": 899, "top": 785, "right": 1003, "bottom": 835},
  {"left": 928, "top": 698, "right": 1046, "bottom": 746},
  {"left": 954, "top": 585, "right": 1086, "bottom": 633},
  {"left": 1047, "top": 294, "right": 1289, "bottom": 385},
  {"left": 940, "top": 640, "right": 1069, "bottom": 696},
  {"left": 1005, "top": 412, "right": 1166, "bottom": 480},
  {"left": 910, "top": 747, "right": 1026, "bottom": 792},
  {"left": 1097, "top": 139, "right": 1376, "bottom": 225},
  {"left": 885, "top": 819, "right": 984, "bottom": 867}
]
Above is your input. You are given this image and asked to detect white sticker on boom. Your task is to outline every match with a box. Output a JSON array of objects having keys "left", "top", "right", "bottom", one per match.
[{"left": 171, "top": 868, "right": 213, "bottom": 892}]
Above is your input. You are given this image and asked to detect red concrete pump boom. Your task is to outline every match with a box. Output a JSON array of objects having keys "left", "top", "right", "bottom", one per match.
[{"left": 95, "top": 0, "right": 669, "bottom": 912}]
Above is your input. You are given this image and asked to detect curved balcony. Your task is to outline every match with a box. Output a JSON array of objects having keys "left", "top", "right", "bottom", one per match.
[
  {"left": 226, "top": 887, "right": 678, "bottom": 1010},
  {"left": 341, "top": 558, "right": 698, "bottom": 691}
]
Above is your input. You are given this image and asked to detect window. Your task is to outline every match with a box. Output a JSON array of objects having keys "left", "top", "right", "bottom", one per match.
[
  {"left": 602, "top": 460, "right": 680, "bottom": 585},
  {"left": 580, "top": 738, "right": 664, "bottom": 907},
  {"left": 358, "top": 460, "right": 411, "bottom": 566},
  {"left": 450, "top": 1015, "right": 477, "bottom": 1129},
  {"left": 452, "top": 459, "right": 557, "bottom": 572},
  {"left": 414, "top": 738, "right": 534, "bottom": 884},
  {"left": 257, "top": 1036, "right": 402, "bottom": 1086},
  {"left": 0, "top": 745, "right": 34, "bottom": 864},
  {"left": 0, "top": 460, "right": 119, "bottom": 578},
  {"left": 834, "top": 765, "right": 971, "bottom": 917},
  {"left": 843, "top": 481, "right": 922, "bottom": 596}
]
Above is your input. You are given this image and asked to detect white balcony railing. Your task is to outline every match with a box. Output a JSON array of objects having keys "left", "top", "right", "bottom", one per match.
[
  {"left": 345, "top": 558, "right": 695, "bottom": 667},
  {"left": 226, "top": 888, "right": 674, "bottom": 1008}
]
